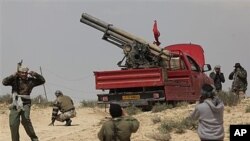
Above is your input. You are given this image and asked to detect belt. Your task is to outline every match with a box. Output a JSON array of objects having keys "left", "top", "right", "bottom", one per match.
[{"left": 65, "top": 107, "right": 75, "bottom": 112}]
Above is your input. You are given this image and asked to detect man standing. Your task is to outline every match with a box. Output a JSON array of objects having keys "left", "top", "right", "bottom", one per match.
[
  {"left": 189, "top": 84, "right": 224, "bottom": 141},
  {"left": 229, "top": 63, "right": 248, "bottom": 97},
  {"left": 209, "top": 65, "right": 225, "bottom": 92},
  {"left": 98, "top": 103, "right": 140, "bottom": 141},
  {"left": 2, "top": 65, "right": 45, "bottom": 141},
  {"left": 49, "top": 90, "right": 76, "bottom": 126}
]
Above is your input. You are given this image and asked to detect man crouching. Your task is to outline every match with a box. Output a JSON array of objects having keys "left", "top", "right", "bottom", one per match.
[{"left": 49, "top": 90, "right": 76, "bottom": 126}]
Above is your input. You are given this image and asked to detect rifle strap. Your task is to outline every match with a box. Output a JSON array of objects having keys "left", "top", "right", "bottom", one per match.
[{"left": 112, "top": 120, "right": 118, "bottom": 141}]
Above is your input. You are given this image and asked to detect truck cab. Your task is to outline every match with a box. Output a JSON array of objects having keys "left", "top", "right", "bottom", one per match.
[{"left": 164, "top": 44, "right": 212, "bottom": 101}]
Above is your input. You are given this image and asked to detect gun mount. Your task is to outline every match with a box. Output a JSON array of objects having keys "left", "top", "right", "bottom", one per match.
[{"left": 80, "top": 13, "right": 171, "bottom": 69}]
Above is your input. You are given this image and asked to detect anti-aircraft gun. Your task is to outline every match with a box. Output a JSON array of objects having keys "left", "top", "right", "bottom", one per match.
[{"left": 80, "top": 13, "right": 171, "bottom": 69}]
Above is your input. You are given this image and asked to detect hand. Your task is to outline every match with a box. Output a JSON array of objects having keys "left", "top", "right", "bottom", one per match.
[{"left": 29, "top": 71, "right": 36, "bottom": 76}]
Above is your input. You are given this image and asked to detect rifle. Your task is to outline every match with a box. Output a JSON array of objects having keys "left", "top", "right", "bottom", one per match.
[
  {"left": 17, "top": 60, "right": 23, "bottom": 72},
  {"left": 15, "top": 60, "right": 23, "bottom": 94}
]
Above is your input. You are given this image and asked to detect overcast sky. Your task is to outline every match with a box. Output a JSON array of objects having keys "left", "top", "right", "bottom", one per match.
[{"left": 1, "top": 0, "right": 250, "bottom": 102}]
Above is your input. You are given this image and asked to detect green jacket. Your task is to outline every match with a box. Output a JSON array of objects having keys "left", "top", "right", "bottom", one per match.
[
  {"left": 98, "top": 116, "right": 139, "bottom": 141},
  {"left": 52, "top": 95, "right": 75, "bottom": 118},
  {"left": 229, "top": 67, "right": 248, "bottom": 92}
]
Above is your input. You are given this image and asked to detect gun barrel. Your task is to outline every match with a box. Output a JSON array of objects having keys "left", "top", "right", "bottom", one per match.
[
  {"left": 81, "top": 18, "right": 133, "bottom": 48},
  {"left": 80, "top": 12, "right": 171, "bottom": 60}
]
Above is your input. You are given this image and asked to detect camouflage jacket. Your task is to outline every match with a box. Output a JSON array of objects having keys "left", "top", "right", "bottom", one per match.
[
  {"left": 209, "top": 72, "right": 225, "bottom": 91},
  {"left": 229, "top": 68, "right": 248, "bottom": 92},
  {"left": 52, "top": 95, "right": 75, "bottom": 119},
  {"left": 98, "top": 116, "right": 140, "bottom": 141},
  {"left": 2, "top": 72, "right": 45, "bottom": 104}
]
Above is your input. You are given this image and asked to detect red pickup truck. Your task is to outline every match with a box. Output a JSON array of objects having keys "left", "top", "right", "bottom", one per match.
[
  {"left": 80, "top": 13, "right": 213, "bottom": 107},
  {"left": 95, "top": 44, "right": 213, "bottom": 107}
]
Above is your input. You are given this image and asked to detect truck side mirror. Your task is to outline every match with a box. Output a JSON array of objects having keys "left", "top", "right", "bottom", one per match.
[{"left": 202, "top": 64, "right": 212, "bottom": 72}]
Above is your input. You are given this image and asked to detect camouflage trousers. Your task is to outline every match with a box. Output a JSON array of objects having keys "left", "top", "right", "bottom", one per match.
[
  {"left": 9, "top": 104, "right": 39, "bottom": 141},
  {"left": 56, "top": 109, "right": 76, "bottom": 122}
]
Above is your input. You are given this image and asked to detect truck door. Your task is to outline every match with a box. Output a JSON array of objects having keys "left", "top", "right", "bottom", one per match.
[{"left": 187, "top": 56, "right": 203, "bottom": 99}]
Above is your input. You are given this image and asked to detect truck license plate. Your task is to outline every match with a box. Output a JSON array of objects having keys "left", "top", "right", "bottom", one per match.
[{"left": 122, "top": 95, "right": 140, "bottom": 100}]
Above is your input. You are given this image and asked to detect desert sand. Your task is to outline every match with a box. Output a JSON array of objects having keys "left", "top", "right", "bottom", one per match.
[{"left": 1, "top": 98, "right": 250, "bottom": 141}]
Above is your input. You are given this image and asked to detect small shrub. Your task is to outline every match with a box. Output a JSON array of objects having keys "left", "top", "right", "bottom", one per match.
[
  {"left": 159, "top": 119, "right": 177, "bottom": 133},
  {"left": 159, "top": 118, "right": 197, "bottom": 134},
  {"left": 180, "top": 117, "right": 198, "bottom": 130},
  {"left": 32, "top": 95, "right": 48, "bottom": 104},
  {"left": 175, "top": 101, "right": 189, "bottom": 107},
  {"left": 0, "top": 93, "right": 12, "bottom": 104},
  {"left": 175, "top": 125, "right": 186, "bottom": 134},
  {"left": 151, "top": 116, "right": 161, "bottom": 124},
  {"left": 245, "top": 105, "right": 250, "bottom": 113},
  {"left": 226, "top": 108, "right": 231, "bottom": 113},
  {"left": 32, "top": 95, "right": 53, "bottom": 108},
  {"left": 217, "top": 90, "right": 239, "bottom": 106},
  {"left": 80, "top": 100, "right": 97, "bottom": 108},
  {"left": 152, "top": 103, "right": 173, "bottom": 113},
  {"left": 124, "top": 106, "right": 141, "bottom": 115}
]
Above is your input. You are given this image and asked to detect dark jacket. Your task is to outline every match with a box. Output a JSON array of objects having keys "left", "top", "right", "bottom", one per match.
[
  {"left": 2, "top": 72, "right": 45, "bottom": 104},
  {"left": 209, "top": 72, "right": 225, "bottom": 91},
  {"left": 98, "top": 116, "right": 139, "bottom": 141}
]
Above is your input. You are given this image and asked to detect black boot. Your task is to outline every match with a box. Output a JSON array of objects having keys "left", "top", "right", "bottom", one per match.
[{"left": 65, "top": 119, "right": 72, "bottom": 126}]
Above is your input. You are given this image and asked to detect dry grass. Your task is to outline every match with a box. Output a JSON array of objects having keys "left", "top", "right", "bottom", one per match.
[
  {"left": 152, "top": 103, "right": 173, "bottom": 113},
  {"left": 245, "top": 105, "right": 250, "bottom": 113},
  {"left": 217, "top": 90, "right": 239, "bottom": 106},
  {"left": 124, "top": 106, "right": 142, "bottom": 115},
  {"left": 148, "top": 132, "right": 171, "bottom": 141}
]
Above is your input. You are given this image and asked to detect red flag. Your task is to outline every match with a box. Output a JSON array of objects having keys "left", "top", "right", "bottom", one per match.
[{"left": 153, "top": 20, "right": 161, "bottom": 46}]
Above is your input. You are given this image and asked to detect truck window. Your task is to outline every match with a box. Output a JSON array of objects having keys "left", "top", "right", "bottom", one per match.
[
  {"left": 187, "top": 56, "right": 200, "bottom": 72},
  {"left": 166, "top": 56, "right": 186, "bottom": 70}
]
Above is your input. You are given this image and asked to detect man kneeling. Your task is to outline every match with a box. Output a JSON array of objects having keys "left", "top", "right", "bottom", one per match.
[{"left": 49, "top": 90, "right": 76, "bottom": 126}]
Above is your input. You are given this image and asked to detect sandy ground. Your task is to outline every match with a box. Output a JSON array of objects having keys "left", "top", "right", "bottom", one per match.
[{"left": 1, "top": 98, "right": 250, "bottom": 141}]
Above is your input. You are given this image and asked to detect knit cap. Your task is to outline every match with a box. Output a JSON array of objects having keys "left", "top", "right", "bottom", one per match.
[
  {"left": 201, "top": 84, "right": 215, "bottom": 98},
  {"left": 109, "top": 103, "right": 122, "bottom": 118}
]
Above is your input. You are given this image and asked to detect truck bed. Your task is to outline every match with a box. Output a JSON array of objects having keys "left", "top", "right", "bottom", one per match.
[{"left": 94, "top": 68, "right": 166, "bottom": 89}]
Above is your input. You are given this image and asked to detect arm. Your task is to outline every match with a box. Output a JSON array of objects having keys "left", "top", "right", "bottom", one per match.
[
  {"left": 97, "top": 125, "right": 105, "bottom": 141},
  {"left": 71, "top": 99, "right": 74, "bottom": 105},
  {"left": 237, "top": 69, "right": 247, "bottom": 79},
  {"left": 128, "top": 117, "right": 140, "bottom": 133},
  {"left": 209, "top": 72, "right": 216, "bottom": 80},
  {"left": 29, "top": 71, "right": 46, "bottom": 86},
  {"left": 2, "top": 73, "right": 17, "bottom": 86},
  {"left": 189, "top": 106, "right": 200, "bottom": 121},
  {"left": 229, "top": 71, "right": 235, "bottom": 80},
  {"left": 219, "top": 73, "right": 225, "bottom": 83}
]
